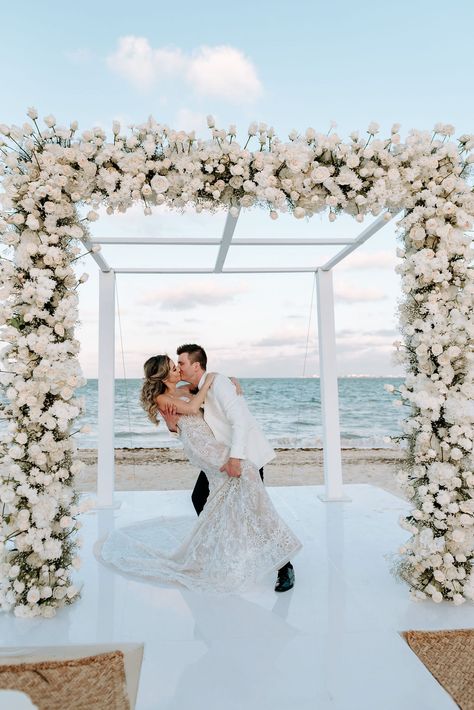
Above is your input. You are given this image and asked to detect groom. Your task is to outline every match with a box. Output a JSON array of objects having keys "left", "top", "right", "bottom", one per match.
[{"left": 172, "top": 343, "right": 295, "bottom": 593}]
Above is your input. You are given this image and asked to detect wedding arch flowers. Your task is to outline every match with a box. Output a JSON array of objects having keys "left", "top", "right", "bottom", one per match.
[{"left": 0, "top": 110, "right": 473, "bottom": 616}]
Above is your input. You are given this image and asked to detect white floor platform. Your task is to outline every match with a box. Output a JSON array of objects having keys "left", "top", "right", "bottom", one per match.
[{"left": 1, "top": 484, "right": 473, "bottom": 710}]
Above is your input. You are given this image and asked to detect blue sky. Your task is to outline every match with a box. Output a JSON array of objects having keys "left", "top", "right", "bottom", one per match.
[{"left": 2, "top": 0, "right": 473, "bottom": 377}]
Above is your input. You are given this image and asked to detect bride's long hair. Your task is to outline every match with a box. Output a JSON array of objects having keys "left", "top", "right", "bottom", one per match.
[{"left": 140, "top": 354, "right": 172, "bottom": 424}]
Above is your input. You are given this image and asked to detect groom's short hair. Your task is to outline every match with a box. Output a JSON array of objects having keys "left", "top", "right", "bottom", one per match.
[{"left": 177, "top": 343, "right": 207, "bottom": 370}]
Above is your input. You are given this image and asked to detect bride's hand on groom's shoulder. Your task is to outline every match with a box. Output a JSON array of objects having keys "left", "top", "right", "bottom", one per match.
[
  {"left": 205, "top": 372, "right": 217, "bottom": 386},
  {"left": 229, "top": 377, "right": 243, "bottom": 396}
]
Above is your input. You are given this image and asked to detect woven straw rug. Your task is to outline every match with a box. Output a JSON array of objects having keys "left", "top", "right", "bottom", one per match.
[
  {"left": 403, "top": 628, "right": 474, "bottom": 710},
  {"left": 0, "top": 650, "right": 129, "bottom": 710}
]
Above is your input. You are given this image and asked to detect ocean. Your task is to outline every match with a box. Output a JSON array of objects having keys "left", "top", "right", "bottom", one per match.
[{"left": 72, "top": 377, "right": 405, "bottom": 450}]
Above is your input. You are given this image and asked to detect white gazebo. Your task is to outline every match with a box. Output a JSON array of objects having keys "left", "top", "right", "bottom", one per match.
[{"left": 82, "top": 208, "right": 399, "bottom": 508}]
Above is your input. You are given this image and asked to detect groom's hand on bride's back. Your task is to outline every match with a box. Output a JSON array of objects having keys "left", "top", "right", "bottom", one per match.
[{"left": 220, "top": 457, "right": 242, "bottom": 478}]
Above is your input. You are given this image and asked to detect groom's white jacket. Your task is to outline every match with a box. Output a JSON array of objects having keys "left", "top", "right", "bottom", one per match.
[{"left": 198, "top": 373, "right": 275, "bottom": 470}]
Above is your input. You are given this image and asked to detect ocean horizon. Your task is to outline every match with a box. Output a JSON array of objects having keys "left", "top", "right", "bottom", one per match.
[{"left": 72, "top": 376, "right": 405, "bottom": 450}]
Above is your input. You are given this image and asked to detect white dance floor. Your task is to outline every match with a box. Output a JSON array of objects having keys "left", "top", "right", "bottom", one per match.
[{"left": 1, "top": 484, "right": 473, "bottom": 709}]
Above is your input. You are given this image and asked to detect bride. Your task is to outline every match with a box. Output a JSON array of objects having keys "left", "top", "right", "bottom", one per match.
[{"left": 99, "top": 355, "right": 302, "bottom": 593}]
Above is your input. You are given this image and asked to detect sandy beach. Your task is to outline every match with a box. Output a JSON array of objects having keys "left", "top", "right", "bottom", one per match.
[{"left": 76, "top": 447, "right": 408, "bottom": 500}]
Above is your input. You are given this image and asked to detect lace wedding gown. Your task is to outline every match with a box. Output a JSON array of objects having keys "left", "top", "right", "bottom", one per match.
[{"left": 99, "top": 413, "right": 302, "bottom": 593}]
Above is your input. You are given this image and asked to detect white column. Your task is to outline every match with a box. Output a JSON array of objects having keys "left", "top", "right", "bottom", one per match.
[
  {"left": 97, "top": 270, "right": 116, "bottom": 508},
  {"left": 316, "top": 269, "right": 350, "bottom": 502}
]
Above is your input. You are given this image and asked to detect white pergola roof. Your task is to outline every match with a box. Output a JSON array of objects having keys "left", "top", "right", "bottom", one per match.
[
  {"left": 84, "top": 209, "right": 399, "bottom": 509},
  {"left": 83, "top": 209, "right": 397, "bottom": 274}
]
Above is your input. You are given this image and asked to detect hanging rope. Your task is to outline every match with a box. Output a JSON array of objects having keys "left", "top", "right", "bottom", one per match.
[
  {"left": 115, "top": 279, "right": 137, "bottom": 487},
  {"left": 290, "top": 272, "right": 317, "bottom": 478}
]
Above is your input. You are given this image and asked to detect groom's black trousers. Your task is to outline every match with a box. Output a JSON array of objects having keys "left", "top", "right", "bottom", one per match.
[
  {"left": 191, "top": 467, "right": 265, "bottom": 515},
  {"left": 191, "top": 469, "right": 293, "bottom": 574}
]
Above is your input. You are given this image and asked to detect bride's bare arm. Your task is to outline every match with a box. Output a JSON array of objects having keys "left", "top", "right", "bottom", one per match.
[{"left": 156, "top": 373, "right": 215, "bottom": 415}]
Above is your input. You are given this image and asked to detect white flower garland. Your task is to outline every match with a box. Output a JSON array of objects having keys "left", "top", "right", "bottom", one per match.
[{"left": 0, "top": 111, "right": 473, "bottom": 616}]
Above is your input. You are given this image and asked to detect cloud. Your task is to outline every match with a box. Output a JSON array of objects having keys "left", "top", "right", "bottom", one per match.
[
  {"left": 334, "top": 283, "right": 387, "bottom": 302},
  {"left": 106, "top": 37, "right": 185, "bottom": 91},
  {"left": 138, "top": 281, "right": 247, "bottom": 310},
  {"left": 106, "top": 37, "right": 262, "bottom": 102},
  {"left": 255, "top": 333, "right": 310, "bottom": 348},
  {"left": 339, "top": 250, "right": 398, "bottom": 270},
  {"left": 337, "top": 328, "right": 398, "bottom": 338},
  {"left": 254, "top": 325, "right": 396, "bottom": 351},
  {"left": 187, "top": 46, "right": 262, "bottom": 102}
]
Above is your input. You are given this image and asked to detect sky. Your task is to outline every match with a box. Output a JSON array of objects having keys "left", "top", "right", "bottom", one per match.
[{"left": 2, "top": 0, "right": 473, "bottom": 378}]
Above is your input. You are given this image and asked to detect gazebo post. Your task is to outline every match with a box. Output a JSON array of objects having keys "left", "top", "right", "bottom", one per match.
[
  {"left": 97, "top": 269, "right": 116, "bottom": 508},
  {"left": 316, "top": 268, "right": 350, "bottom": 502}
]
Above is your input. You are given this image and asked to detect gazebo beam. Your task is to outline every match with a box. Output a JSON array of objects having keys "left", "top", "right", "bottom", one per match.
[
  {"left": 90, "top": 237, "right": 354, "bottom": 246},
  {"left": 97, "top": 270, "right": 116, "bottom": 508},
  {"left": 316, "top": 268, "right": 350, "bottom": 502},
  {"left": 113, "top": 266, "right": 318, "bottom": 273},
  {"left": 214, "top": 209, "right": 240, "bottom": 272},
  {"left": 320, "top": 210, "right": 400, "bottom": 271},
  {"left": 80, "top": 236, "right": 112, "bottom": 272}
]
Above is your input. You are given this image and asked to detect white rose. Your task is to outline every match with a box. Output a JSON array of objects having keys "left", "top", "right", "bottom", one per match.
[
  {"left": 311, "top": 166, "right": 331, "bottom": 183},
  {"left": 43, "top": 114, "right": 56, "bottom": 128},
  {"left": 27, "top": 587, "right": 40, "bottom": 604},
  {"left": 26, "top": 215, "right": 40, "bottom": 230},
  {"left": 151, "top": 175, "right": 170, "bottom": 194}
]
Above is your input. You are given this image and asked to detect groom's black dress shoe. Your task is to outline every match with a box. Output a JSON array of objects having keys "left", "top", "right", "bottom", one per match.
[{"left": 275, "top": 564, "right": 295, "bottom": 593}]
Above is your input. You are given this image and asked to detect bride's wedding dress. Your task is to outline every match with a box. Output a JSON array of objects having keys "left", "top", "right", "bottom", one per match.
[{"left": 99, "top": 412, "right": 302, "bottom": 593}]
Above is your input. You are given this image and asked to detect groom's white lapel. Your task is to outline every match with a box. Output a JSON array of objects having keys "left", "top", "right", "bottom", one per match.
[{"left": 197, "top": 372, "right": 274, "bottom": 469}]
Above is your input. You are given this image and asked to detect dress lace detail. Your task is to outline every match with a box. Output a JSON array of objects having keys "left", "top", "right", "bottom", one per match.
[{"left": 100, "top": 413, "right": 302, "bottom": 593}]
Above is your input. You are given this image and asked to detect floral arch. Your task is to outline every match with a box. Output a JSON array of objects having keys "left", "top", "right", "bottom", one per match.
[{"left": 0, "top": 111, "right": 473, "bottom": 617}]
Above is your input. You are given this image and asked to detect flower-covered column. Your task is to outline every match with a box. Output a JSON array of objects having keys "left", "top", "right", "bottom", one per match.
[
  {"left": 0, "top": 112, "right": 92, "bottom": 617},
  {"left": 393, "top": 127, "right": 474, "bottom": 603}
]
